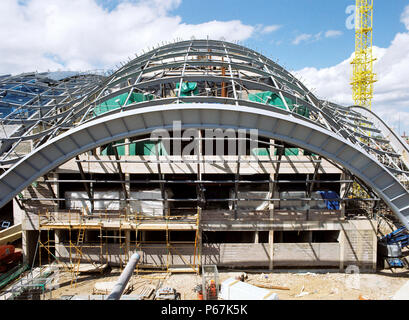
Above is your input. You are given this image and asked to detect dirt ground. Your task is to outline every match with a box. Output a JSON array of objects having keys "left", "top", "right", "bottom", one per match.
[{"left": 47, "top": 267, "right": 409, "bottom": 300}]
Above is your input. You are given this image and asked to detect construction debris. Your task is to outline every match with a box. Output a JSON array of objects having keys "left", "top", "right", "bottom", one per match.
[
  {"left": 295, "top": 285, "right": 310, "bottom": 297},
  {"left": 93, "top": 281, "right": 132, "bottom": 295},
  {"left": 251, "top": 283, "right": 290, "bottom": 291},
  {"left": 134, "top": 285, "right": 155, "bottom": 299},
  {"left": 235, "top": 272, "right": 248, "bottom": 282},
  {"left": 155, "top": 287, "right": 180, "bottom": 300}
]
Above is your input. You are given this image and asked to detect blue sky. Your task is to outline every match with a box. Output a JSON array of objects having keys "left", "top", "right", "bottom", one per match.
[
  {"left": 98, "top": 0, "right": 407, "bottom": 70},
  {"left": 172, "top": 0, "right": 406, "bottom": 69}
]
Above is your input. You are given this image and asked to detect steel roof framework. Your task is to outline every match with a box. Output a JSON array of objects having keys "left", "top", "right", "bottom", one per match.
[{"left": 0, "top": 40, "right": 408, "bottom": 228}]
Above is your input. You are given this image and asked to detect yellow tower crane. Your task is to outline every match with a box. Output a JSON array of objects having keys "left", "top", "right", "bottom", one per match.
[
  {"left": 351, "top": 0, "right": 377, "bottom": 110},
  {"left": 350, "top": 0, "right": 377, "bottom": 199}
]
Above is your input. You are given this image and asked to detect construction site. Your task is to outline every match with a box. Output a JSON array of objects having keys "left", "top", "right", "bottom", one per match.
[{"left": 0, "top": 1, "right": 409, "bottom": 301}]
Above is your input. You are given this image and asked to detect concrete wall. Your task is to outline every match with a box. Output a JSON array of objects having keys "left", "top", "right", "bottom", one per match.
[
  {"left": 341, "top": 224, "right": 377, "bottom": 271},
  {"left": 22, "top": 230, "right": 39, "bottom": 264},
  {"left": 202, "top": 243, "right": 340, "bottom": 268}
]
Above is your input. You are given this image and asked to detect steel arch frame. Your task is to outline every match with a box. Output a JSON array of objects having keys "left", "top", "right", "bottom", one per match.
[{"left": 0, "top": 103, "right": 409, "bottom": 229}]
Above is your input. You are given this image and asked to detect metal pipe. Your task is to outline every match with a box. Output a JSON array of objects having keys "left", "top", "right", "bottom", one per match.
[{"left": 106, "top": 253, "right": 140, "bottom": 300}]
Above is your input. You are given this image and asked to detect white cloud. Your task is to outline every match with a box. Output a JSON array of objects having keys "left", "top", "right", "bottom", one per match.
[
  {"left": 325, "top": 30, "right": 343, "bottom": 38},
  {"left": 293, "top": 33, "right": 312, "bottom": 45},
  {"left": 261, "top": 25, "right": 282, "bottom": 34},
  {"left": 0, "top": 0, "right": 256, "bottom": 74},
  {"left": 295, "top": 4, "right": 409, "bottom": 134},
  {"left": 293, "top": 30, "right": 341, "bottom": 45},
  {"left": 401, "top": 4, "right": 409, "bottom": 29}
]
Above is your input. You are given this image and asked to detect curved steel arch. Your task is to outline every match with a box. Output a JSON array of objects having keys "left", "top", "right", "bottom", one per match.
[
  {"left": 350, "top": 105, "right": 409, "bottom": 169},
  {"left": 1, "top": 103, "right": 409, "bottom": 229}
]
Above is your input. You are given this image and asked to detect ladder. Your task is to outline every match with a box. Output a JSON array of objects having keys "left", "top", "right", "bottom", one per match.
[{"left": 70, "top": 226, "right": 86, "bottom": 287}]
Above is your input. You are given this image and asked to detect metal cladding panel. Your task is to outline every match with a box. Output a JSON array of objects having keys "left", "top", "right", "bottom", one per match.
[
  {"left": 107, "top": 118, "right": 129, "bottom": 136},
  {"left": 275, "top": 120, "right": 296, "bottom": 138},
  {"left": 392, "top": 194, "right": 409, "bottom": 209},
  {"left": 350, "top": 155, "right": 372, "bottom": 172},
  {"left": 3, "top": 171, "right": 26, "bottom": 189},
  {"left": 41, "top": 144, "right": 65, "bottom": 158},
  {"left": 220, "top": 110, "right": 239, "bottom": 127},
  {"left": 71, "top": 130, "right": 95, "bottom": 148},
  {"left": 359, "top": 162, "right": 378, "bottom": 176},
  {"left": 373, "top": 173, "right": 395, "bottom": 190},
  {"left": 258, "top": 116, "right": 275, "bottom": 133},
  {"left": 307, "top": 130, "right": 328, "bottom": 147},
  {"left": 182, "top": 109, "right": 201, "bottom": 124},
  {"left": 163, "top": 110, "right": 183, "bottom": 126},
  {"left": 15, "top": 162, "right": 38, "bottom": 179},
  {"left": 401, "top": 208, "right": 409, "bottom": 217},
  {"left": 325, "top": 140, "right": 344, "bottom": 155},
  {"left": 291, "top": 125, "right": 310, "bottom": 141},
  {"left": 123, "top": 114, "right": 144, "bottom": 131},
  {"left": 27, "top": 153, "right": 50, "bottom": 171},
  {"left": 87, "top": 123, "right": 111, "bottom": 141},
  {"left": 0, "top": 180, "right": 13, "bottom": 194},
  {"left": 239, "top": 112, "right": 258, "bottom": 129},
  {"left": 201, "top": 109, "right": 220, "bottom": 125},
  {"left": 365, "top": 166, "right": 383, "bottom": 180},
  {"left": 143, "top": 111, "right": 163, "bottom": 128},
  {"left": 55, "top": 139, "right": 77, "bottom": 156},
  {"left": 384, "top": 183, "right": 407, "bottom": 199}
]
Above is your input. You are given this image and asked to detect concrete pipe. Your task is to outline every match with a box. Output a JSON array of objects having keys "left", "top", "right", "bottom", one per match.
[{"left": 106, "top": 253, "right": 141, "bottom": 300}]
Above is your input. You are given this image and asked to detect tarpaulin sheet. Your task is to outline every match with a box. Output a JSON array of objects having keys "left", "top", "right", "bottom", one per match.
[{"left": 228, "top": 189, "right": 271, "bottom": 211}]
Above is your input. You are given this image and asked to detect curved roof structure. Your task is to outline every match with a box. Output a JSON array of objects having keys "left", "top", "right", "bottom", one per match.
[{"left": 1, "top": 39, "right": 409, "bottom": 228}]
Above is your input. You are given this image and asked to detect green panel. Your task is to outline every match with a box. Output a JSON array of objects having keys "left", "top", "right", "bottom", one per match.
[
  {"left": 133, "top": 141, "right": 168, "bottom": 156},
  {"left": 285, "top": 148, "right": 299, "bottom": 156},
  {"left": 176, "top": 82, "right": 199, "bottom": 96},
  {"left": 275, "top": 148, "right": 299, "bottom": 156},
  {"left": 251, "top": 148, "right": 270, "bottom": 156},
  {"left": 248, "top": 91, "right": 310, "bottom": 118},
  {"left": 248, "top": 91, "right": 289, "bottom": 110},
  {"left": 129, "top": 142, "right": 136, "bottom": 156},
  {"left": 101, "top": 139, "right": 125, "bottom": 156},
  {"left": 94, "top": 92, "right": 154, "bottom": 116}
]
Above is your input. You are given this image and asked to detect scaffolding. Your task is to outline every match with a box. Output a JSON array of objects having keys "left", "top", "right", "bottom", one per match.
[
  {"left": 38, "top": 209, "right": 105, "bottom": 287},
  {"left": 37, "top": 205, "right": 201, "bottom": 284}
]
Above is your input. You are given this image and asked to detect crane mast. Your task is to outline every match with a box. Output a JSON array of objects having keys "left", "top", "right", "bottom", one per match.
[{"left": 351, "top": 0, "right": 377, "bottom": 110}]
